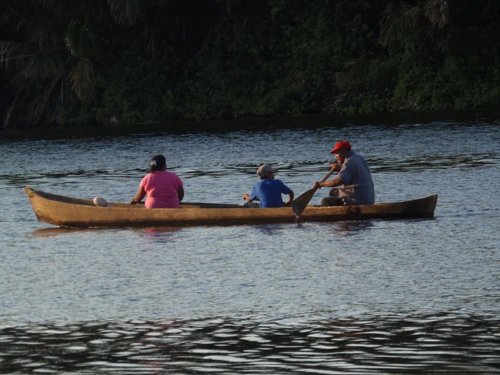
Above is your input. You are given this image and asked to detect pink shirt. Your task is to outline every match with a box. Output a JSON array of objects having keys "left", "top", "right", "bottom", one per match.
[{"left": 139, "top": 171, "right": 183, "bottom": 208}]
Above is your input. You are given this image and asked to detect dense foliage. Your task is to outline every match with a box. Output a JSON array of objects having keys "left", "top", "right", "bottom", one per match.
[{"left": 0, "top": 0, "right": 499, "bottom": 128}]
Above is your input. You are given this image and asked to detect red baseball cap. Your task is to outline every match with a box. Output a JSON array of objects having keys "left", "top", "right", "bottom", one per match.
[{"left": 330, "top": 140, "right": 351, "bottom": 154}]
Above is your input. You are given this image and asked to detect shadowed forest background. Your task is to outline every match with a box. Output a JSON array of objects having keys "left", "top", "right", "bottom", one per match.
[{"left": 0, "top": 0, "right": 498, "bottom": 129}]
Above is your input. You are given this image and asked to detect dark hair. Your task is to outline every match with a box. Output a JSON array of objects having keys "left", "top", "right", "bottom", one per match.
[{"left": 149, "top": 154, "right": 167, "bottom": 172}]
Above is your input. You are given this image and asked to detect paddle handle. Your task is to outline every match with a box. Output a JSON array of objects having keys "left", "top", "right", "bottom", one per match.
[{"left": 320, "top": 168, "right": 336, "bottom": 183}]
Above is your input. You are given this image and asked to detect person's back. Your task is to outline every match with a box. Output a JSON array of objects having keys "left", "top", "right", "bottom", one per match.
[
  {"left": 140, "top": 170, "right": 183, "bottom": 208},
  {"left": 131, "top": 154, "right": 184, "bottom": 208},
  {"left": 243, "top": 164, "right": 294, "bottom": 208},
  {"left": 338, "top": 150, "right": 375, "bottom": 205},
  {"left": 251, "top": 178, "right": 292, "bottom": 208}
]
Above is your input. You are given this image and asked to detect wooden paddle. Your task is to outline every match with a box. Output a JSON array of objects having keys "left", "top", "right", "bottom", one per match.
[{"left": 291, "top": 168, "right": 336, "bottom": 219}]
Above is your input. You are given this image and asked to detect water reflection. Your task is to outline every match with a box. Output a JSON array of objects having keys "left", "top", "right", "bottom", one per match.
[
  {"left": 370, "top": 153, "right": 498, "bottom": 173},
  {"left": 330, "top": 220, "right": 375, "bottom": 237},
  {"left": 31, "top": 227, "right": 107, "bottom": 238},
  {"left": 138, "top": 226, "right": 183, "bottom": 241},
  {"left": 32, "top": 226, "right": 184, "bottom": 239},
  {"left": 0, "top": 313, "right": 497, "bottom": 374},
  {"left": 252, "top": 224, "right": 293, "bottom": 236},
  {"left": 30, "top": 221, "right": 375, "bottom": 239}
]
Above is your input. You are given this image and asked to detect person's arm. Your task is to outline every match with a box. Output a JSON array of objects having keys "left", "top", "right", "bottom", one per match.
[
  {"left": 314, "top": 161, "right": 344, "bottom": 189},
  {"left": 131, "top": 186, "right": 146, "bottom": 204},
  {"left": 330, "top": 161, "right": 341, "bottom": 172},
  {"left": 316, "top": 175, "right": 343, "bottom": 189},
  {"left": 278, "top": 181, "right": 294, "bottom": 206},
  {"left": 244, "top": 185, "right": 259, "bottom": 203},
  {"left": 177, "top": 185, "right": 184, "bottom": 202}
]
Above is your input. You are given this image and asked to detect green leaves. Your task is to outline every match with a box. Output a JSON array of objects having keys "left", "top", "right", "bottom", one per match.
[
  {"left": 1, "top": 0, "right": 499, "bottom": 128},
  {"left": 65, "top": 22, "right": 98, "bottom": 58},
  {"left": 107, "top": 0, "right": 146, "bottom": 25},
  {"left": 70, "top": 58, "right": 95, "bottom": 100},
  {"left": 424, "top": 0, "right": 450, "bottom": 30},
  {"left": 0, "top": 0, "right": 114, "bottom": 125}
]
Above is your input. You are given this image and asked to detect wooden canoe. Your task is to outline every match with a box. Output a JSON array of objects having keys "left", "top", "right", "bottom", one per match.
[{"left": 25, "top": 187, "right": 437, "bottom": 228}]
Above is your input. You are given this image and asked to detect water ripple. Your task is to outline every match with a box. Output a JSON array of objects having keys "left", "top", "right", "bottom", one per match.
[{"left": 0, "top": 313, "right": 498, "bottom": 374}]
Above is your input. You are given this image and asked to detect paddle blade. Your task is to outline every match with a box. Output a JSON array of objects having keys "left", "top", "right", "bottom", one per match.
[{"left": 291, "top": 187, "right": 317, "bottom": 218}]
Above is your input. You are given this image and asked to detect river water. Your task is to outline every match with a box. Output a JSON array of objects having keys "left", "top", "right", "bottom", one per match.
[{"left": 0, "top": 118, "right": 499, "bottom": 374}]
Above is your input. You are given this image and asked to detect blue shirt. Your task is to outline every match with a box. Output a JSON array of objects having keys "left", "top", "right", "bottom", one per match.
[
  {"left": 250, "top": 179, "right": 293, "bottom": 208},
  {"left": 338, "top": 150, "right": 375, "bottom": 205}
]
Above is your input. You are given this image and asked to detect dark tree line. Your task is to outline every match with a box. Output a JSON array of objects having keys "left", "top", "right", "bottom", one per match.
[{"left": 0, "top": 0, "right": 499, "bottom": 129}]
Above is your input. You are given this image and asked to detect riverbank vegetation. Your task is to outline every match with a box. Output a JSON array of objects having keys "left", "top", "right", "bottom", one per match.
[{"left": 1, "top": 0, "right": 498, "bottom": 129}]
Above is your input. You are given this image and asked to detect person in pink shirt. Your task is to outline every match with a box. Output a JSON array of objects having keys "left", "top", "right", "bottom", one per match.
[{"left": 130, "top": 155, "right": 184, "bottom": 208}]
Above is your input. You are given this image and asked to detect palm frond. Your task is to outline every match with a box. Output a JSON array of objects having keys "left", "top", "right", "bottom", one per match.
[
  {"left": 37, "top": 0, "right": 110, "bottom": 24},
  {"left": 65, "top": 22, "right": 97, "bottom": 57},
  {"left": 0, "top": 41, "right": 34, "bottom": 70},
  {"left": 424, "top": 0, "right": 450, "bottom": 29},
  {"left": 3, "top": 92, "right": 20, "bottom": 129},
  {"left": 69, "top": 58, "right": 95, "bottom": 100},
  {"left": 21, "top": 50, "right": 64, "bottom": 79},
  {"left": 28, "top": 75, "right": 61, "bottom": 124},
  {"left": 107, "top": 0, "right": 145, "bottom": 25},
  {"left": 379, "top": 3, "right": 416, "bottom": 49}
]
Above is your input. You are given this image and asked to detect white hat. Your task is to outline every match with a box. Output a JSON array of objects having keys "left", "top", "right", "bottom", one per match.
[{"left": 256, "top": 164, "right": 277, "bottom": 177}]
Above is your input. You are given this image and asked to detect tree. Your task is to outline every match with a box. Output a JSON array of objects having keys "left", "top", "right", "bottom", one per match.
[{"left": 0, "top": 0, "right": 152, "bottom": 127}]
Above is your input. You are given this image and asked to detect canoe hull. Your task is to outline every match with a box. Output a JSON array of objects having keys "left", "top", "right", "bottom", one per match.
[{"left": 25, "top": 187, "right": 437, "bottom": 228}]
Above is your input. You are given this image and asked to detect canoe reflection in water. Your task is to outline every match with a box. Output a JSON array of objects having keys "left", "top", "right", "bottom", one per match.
[
  {"left": 331, "top": 220, "right": 375, "bottom": 237},
  {"left": 139, "top": 226, "right": 183, "bottom": 240}
]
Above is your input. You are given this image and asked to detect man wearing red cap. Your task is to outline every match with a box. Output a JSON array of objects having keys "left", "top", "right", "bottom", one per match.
[{"left": 314, "top": 140, "right": 375, "bottom": 206}]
